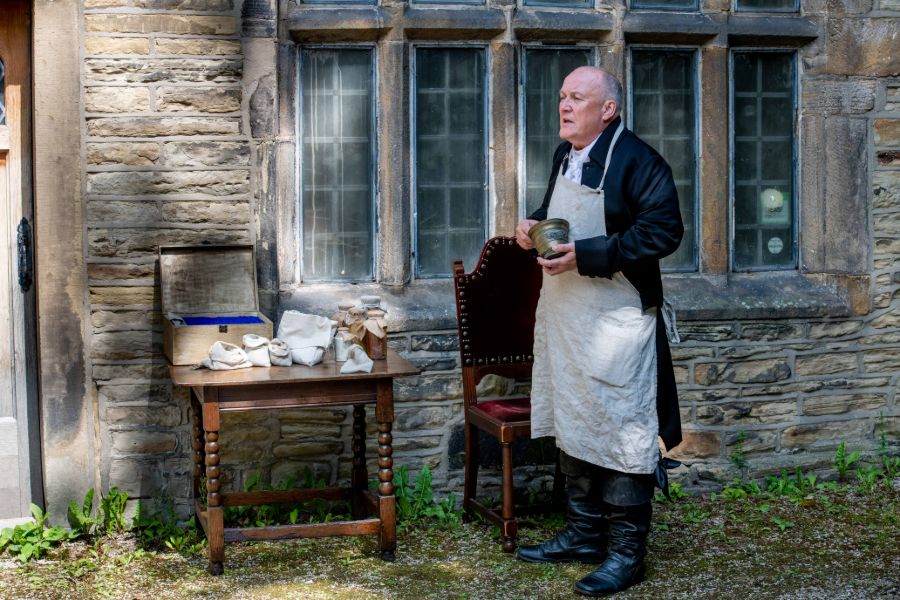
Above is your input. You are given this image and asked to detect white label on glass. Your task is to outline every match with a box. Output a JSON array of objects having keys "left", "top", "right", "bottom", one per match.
[{"left": 767, "top": 236, "right": 784, "bottom": 255}]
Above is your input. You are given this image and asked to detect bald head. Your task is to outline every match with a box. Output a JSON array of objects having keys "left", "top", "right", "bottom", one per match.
[{"left": 558, "top": 66, "right": 623, "bottom": 149}]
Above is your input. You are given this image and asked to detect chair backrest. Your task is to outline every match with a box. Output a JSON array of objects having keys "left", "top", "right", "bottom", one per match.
[{"left": 453, "top": 237, "right": 543, "bottom": 404}]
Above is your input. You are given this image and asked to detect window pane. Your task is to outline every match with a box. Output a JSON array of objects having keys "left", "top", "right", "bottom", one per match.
[
  {"left": 300, "top": 49, "right": 374, "bottom": 280},
  {"left": 0, "top": 59, "right": 5, "bottom": 126},
  {"left": 735, "top": 0, "right": 798, "bottom": 12},
  {"left": 732, "top": 52, "right": 795, "bottom": 270},
  {"left": 415, "top": 48, "right": 486, "bottom": 277},
  {"left": 632, "top": 0, "right": 699, "bottom": 9},
  {"left": 630, "top": 50, "right": 697, "bottom": 270},
  {"left": 523, "top": 48, "right": 592, "bottom": 216}
]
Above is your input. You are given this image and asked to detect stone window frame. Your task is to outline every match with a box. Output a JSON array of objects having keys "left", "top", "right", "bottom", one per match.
[
  {"left": 629, "top": 0, "right": 701, "bottom": 12},
  {"left": 732, "top": 0, "right": 800, "bottom": 15},
  {"left": 275, "top": 2, "right": 870, "bottom": 326}
]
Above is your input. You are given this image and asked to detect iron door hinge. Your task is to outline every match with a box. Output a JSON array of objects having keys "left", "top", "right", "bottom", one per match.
[{"left": 17, "top": 217, "right": 32, "bottom": 293}]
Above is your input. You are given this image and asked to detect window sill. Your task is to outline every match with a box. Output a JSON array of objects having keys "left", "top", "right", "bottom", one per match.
[
  {"left": 663, "top": 272, "right": 871, "bottom": 321},
  {"left": 278, "top": 272, "right": 869, "bottom": 334}
]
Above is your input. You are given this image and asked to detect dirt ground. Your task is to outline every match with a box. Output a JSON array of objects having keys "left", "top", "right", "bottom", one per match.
[{"left": 0, "top": 483, "right": 897, "bottom": 600}]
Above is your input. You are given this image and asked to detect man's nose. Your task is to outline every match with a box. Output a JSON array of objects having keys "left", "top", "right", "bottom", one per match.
[{"left": 559, "top": 98, "right": 571, "bottom": 112}]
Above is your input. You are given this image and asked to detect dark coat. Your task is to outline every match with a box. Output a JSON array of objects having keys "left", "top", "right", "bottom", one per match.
[{"left": 529, "top": 117, "right": 684, "bottom": 451}]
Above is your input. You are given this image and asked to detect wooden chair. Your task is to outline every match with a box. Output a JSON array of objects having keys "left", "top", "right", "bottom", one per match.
[{"left": 452, "top": 236, "right": 560, "bottom": 552}]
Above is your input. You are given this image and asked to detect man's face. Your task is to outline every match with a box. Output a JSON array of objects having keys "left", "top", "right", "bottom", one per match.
[{"left": 558, "top": 69, "right": 608, "bottom": 150}]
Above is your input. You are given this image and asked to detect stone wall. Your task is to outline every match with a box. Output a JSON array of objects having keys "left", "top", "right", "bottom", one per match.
[{"left": 76, "top": 0, "right": 900, "bottom": 518}]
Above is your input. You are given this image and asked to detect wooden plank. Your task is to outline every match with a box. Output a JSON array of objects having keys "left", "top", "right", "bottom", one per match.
[
  {"left": 218, "top": 393, "right": 377, "bottom": 411},
  {"left": 195, "top": 500, "right": 209, "bottom": 537},
  {"left": 224, "top": 518, "right": 381, "bottom": 542},
  {"left": 222, "top": 487, "right": 348, "bottom": 507},
  {"left": 468, "top": 498, "right": 503, "bottom": 527}
]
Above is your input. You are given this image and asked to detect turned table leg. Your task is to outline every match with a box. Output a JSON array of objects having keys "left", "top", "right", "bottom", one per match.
[
  {"left": 351, "top": 405, "right": 367, "bottom": 519},
  {"left": 203, "top": 398, "right": 224, "bottom": 575},
  {"left": 190, "top": 394, "right": 205, "bottom": 528},
  {"left": 375, "top": 380, "right": 396, "bottom": 561}
]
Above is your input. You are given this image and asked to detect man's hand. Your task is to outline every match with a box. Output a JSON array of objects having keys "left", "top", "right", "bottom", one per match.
[
  {"left": 516, "top": 219, "right": 538, "bottom": 250},
  {"left": 537, "top": 243, "right": 577, "bottom": 276}
]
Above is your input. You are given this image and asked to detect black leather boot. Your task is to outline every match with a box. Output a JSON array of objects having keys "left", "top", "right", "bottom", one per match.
[
  {"left": 516, "top": 474, "right": 608, "bottom": 564},
  {"left": 574, "top": 502, "right": 651, "bottom": 596}
]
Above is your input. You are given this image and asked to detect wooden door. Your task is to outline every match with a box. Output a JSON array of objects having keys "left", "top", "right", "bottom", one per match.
[{"left": 0, "top": 0, "right": 39, "bottom": 520}]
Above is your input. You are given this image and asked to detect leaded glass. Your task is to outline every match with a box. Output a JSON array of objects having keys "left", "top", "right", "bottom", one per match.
[
  {"left": 732, "top": 52, "right": 796, "bottom": 270},
  {"left": 524, "top": 0, "right": 592, "bottom": 6},
  {"left": 0, "top": 59, "right": 6, "bottom": 126},
  {"left": 630, "top": 50, "right": 697, "bottom": 270},
  {"left": 523, "top": 48, "right": 592, "bottom": 217},
  {"left": 735, "top": 0, "right": 798, "bottom": 12},
  {"left": 300, "top": 49, "right": 375, "bottom": 281},
  {"left": 631, "top": 0, "right": 699, "bottom": 10}
]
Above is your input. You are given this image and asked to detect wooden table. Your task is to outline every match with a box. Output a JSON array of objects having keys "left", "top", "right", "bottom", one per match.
[{"left": 169, "top": 349, "right": 418, "bottom": 575}]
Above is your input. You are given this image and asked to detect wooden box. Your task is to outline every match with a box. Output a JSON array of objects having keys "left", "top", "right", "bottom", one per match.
[{"left": 160, "top": 245, "right": 273, "bottom": 366}]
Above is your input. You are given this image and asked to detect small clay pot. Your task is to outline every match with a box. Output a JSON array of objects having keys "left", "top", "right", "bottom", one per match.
[{"left": 528, "top": 219, "right": 570, "bottom": 259}]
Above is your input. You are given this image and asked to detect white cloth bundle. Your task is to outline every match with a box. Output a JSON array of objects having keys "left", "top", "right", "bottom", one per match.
[
  {"left": 340, "top": 344, "right": 374, "bottom": 374},
  {"left": 194, "top": 341, "right": 253, "bottom": 370},
  {"left": 277, "top": 311, "right": 337, "bottom": 367},
  {"left": 268, "top": 338, "right": 292, "bottom": 366},
  {"left": 242, "top": 334, "right": 271, "bottom": 367}
]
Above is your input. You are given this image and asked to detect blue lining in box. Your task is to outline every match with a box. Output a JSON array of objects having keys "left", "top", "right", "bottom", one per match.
[{"left": 183, "top": 316, "right": 264, "bottom": 326}]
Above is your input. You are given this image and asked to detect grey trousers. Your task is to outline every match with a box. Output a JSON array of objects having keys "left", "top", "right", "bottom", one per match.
[{"left": 560, "top": 451, "right": 655, "bottom": 507}]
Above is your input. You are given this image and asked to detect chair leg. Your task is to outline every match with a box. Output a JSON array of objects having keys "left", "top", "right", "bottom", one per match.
[
  {"left": 463, "top": 423, "right": 479, "bottom": 516},
  {"left": 552, "top": 448, "right": 566, "bottom": 506},
  {"left": 500, "top": 441, "right": 517, "bottom": 553}
]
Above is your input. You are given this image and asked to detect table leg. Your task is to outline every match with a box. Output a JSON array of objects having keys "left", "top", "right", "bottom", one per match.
[
  {"left": 203, "top": 399, "right": 224, "bottom": 575},
  {"left": 376, "top": 380, "right": 396, "bottom": 561},
  {"left": 351, "top": 405, "right": 367, "bottom": 519},
  {"left": 190, "top": 394, "right": 205, "bottom": 529}
]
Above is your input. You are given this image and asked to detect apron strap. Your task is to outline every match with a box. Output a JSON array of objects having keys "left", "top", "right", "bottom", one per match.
[{"left": 597, "top": 121, "right": 626, "bottom": 192}]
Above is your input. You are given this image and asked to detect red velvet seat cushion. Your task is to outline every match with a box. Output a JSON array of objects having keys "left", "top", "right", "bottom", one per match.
[{"left": 472, "top": 397, "right": 531, "bottom": 422}]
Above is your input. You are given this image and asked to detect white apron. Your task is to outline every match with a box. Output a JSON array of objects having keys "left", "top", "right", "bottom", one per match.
[{"left": 530, "top": 123, "right": 659, "bottom": 474}]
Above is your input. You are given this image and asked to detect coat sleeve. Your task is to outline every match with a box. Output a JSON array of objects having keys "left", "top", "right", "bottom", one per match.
[
  {"left": 527, "top": 143, "right": 568, "bottom": 222},
  {"left": 574, "top": 150, "right": 683, "bottom": 278}
]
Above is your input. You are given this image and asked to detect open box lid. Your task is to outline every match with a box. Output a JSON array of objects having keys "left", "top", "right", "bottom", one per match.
[{"left": 159, "top": 245, "right": 261, "bottom": 316}]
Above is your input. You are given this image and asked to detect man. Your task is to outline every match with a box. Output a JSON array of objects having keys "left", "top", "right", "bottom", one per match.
[{"left": 514, "top": 66, "right": 683, "bottom": 597}]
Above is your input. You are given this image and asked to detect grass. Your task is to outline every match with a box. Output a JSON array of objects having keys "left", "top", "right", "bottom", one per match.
[{"left": 1, "top": 480, "right": 896, "bottom": 599}]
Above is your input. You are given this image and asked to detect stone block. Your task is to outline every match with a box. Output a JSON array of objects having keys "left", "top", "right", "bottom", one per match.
[
  {"left": 781, "top": 419, "right": 871, "bottom": 448},
  {"left": 88, "top": 263, "right": 156, "bottom": 283},
  {"left": 824, "top": 116, "right": 869, "bottom": 273},
  {"left": 796, "top": 352, "right": 858, "bottom": 376},
  {"left": 87, "top": 142, "right": 160, "bottom": 166},
  {"left": 90, "top": 286, "right": 157, "bottom": 306},
  {"left": 85, "top": 14, "right": 236, "bottom": 36},
  {"left": 104, "top": 404, "right": 182, "bottom": 428},
  {"left": 278, "top": 408, "right": 348, "bottom": 423},
  {"left": 92, "top": 309, "right": 159, "bottom": 332},
  {"left": 475, "top": 374, "right": 515, "bottom": 397},
  {"left": 410, "top": 333, "right": 459, "bottom": 352},
  {"left": 392, "top": 435, "right": 442, "bottom": 452},
  {"left": 109, "top": 459, "right": 163, "bottom": 498},
  {"left": 669, "top": 346, "right": 715, "bottom": 361},
  {"left": 87, "top": 116, "right": 240, "bottom": 137},
  {"left": 221, "top": 425, "right": 273, "bottom": 445},
  {"left": 395, "top": 406, "right": 452, "bottom": 431},
  {"left": 876, "top": 416, "right": 899, "bottom": 440},
  {"left": 825, "top": 18, "right": 900, "bottom": 77},
  {"left": 668, "top": 431, "right": 721, "bottom": 460},
  {"left": 869, "top": 310, "right": 900, "bottom": 329},
  {"left": 280, "top": 422, "right": 342, "bottom": 440},
  {"left": 709, "top": 359, "right": 792, "bottom": 385},
  {"left": 801, "top": 78, "right": 877, "bottom": 115},
  {"left": 98, "top": 383, "right": 172, "bottom": 404},
  {"left": 154, "top": 38, "right": 241, "bottom": 55},
  {"left": 878, "top": 150, "right": 900, "bottom": 167},
  {"left": 874, "top": 211, "right": 900, "bottom": 235},
  {"left": 89, "top": 228, "right": 250, "bottom": 258},
  {"left": 133, "top": 0, "right": 234, "bottom": 8},
  {"left": 739, "top": 323, "right": 805, "bottom": 341},
  {"left": 85, "top": 36, "right": 150, "bottom": 55},
  {"left": 249, "top": 73, "right": 276, "bottom": 138},
  {"left": 112, "top": 430, "right": 178, "bottom": 455},
  {"left": 85, "top": 86, "right": 150, "bottom": 113},
  {"left": 407, "top": 356, "right": 457, "bottom": 371},
  {"left": 694, "top": 363, "right": 722, "bottom": 386},
  {"left": 87, "top": 170, "right": 249, "bottom": 197},
  {"left": 160, "top": 200, "right": 250, "bottom": 225},
  {"left": 875, "top": 119, "right": 900, "bottom": 147},
  {"left": 164, "top": 141, "right": 250, "bottom": 167},
  {"left": 395, "top": 374, "right": 462, "bottom": 401},
  {"left": 695, "top": 403, "right": 723, "bottom": 425},
  {"left": 678, "top": 324, "right": 735, "bottom": 342},
  {"left": 91, "top": 331, "right": 163, "bottom": 360},
  {"left": 270, "top": 462, "right": 333, "bottom": 487},
  {"left": 156, "top": 87, "right": 241, "bottom": 113},
  {"left": 88, "top": 200, "right": 161, "bottom": 224},
  {"left": 93, "top": 363, "right": 169, "bottom": 383},
  {"left": 725, "top": 430, "right": 778, "bottom": 456},
  {"left": 862, "top": 348, "right": 900, "bottom": 373},
  {"left": 802, "top": 394, "right": 887, "bottom": 416},
  {"left": 808, "top": 320, "right": 864, "bottom": 339},
  {"left": 673, "top": 365, "right": 689, "bottom": 385},
  {"left": 720, "top": 400, "right": 797, "bottom": 425},
  {"left": 86, "top": 0, "right": 129, "bottom": 6},
  {"left": 272, "top": 441, "right": 343, "bottom": 459},
  {"left": 85, "top": 58, "right": 242, "bottom": 84}
]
